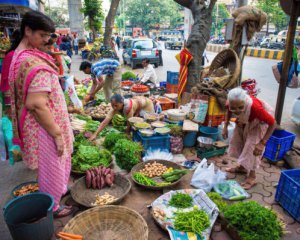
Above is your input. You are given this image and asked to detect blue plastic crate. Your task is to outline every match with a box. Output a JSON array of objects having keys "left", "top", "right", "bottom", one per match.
[
  {"left": 132, "top": 130, "right": 170, "bottom": 152},
  {"left": 275, "top": 169, "right": 300, "bottom": 222},
  {"left": 167, "top": 71, "right": 179, "bottom": 85},
  {"left": 160, "top": 81, "right": 167, "bottom": 88},
  {"left": 263, "top": 130, "right": 296, "bottom": 162}
]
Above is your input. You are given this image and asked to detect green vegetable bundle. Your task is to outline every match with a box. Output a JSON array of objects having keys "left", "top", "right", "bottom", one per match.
[
  {"left": 169, "top": 193, "right": 193, "bottom": 208},
  {"left": 223, "top": 201, "right": 284, "bottom": 240},
  {"left": 73, "top": 133, "right": 92, "bottom": 151},
  {"left": 114, "top": 139, "right": 143, "bottom": 171},
  {"left": 133, "top": 172, "right": 157, "bottom": 186},
  {"left": 162, "top": 169, "right": 188, "bottom": 182},
  {"left": 112, "top": 114, "right": 126, "bottom": 131},
  {"left": 207, "top": 192, "right": 227, "bottom": 212},
  {"left": 103, "top": 132, "right": 128, "bottom": 152},
  {"left": 122, "top": 71, "right": 136, "bottom": 80},
  {"left": 75, "top": 114, "right": 92, "bottom": 122},
  {"left": 85, "top": 120, "right": 100, "bottom": 132},
  {"left": 174, "top": 207, "right": 210, "bottom": 235},
  {"left": 72, "top": 145, "right": 112, "bottom": 172},
  {"left": 99, "top": 127, "right": 121, "bottom": 137}
]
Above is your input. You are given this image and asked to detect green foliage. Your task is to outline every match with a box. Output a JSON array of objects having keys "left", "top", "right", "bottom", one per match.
[
  {"left": 224, "top": 201, "right": 284, "bottom": 240},
  {"left": 103, "top": 132, "right": 128, "bottom": 152},
  {"left": 125, "top": 0, "right": 183, "bottom": 31},
  {"left": 211, "top": 3, "right": 230, "bottom": 36},
  {"left": 133, "top": 172, "right": 158, "bottom": 186},
  {"left": 85, "top": 120, "right": 100, "bottom": 132},
  {"left": 45, "top": 1, "right": 69, "bottom": 28},
  {"left": 114, "top": 139, "right": 143, "bottom": 170},
  {"left": 206, "top": 192, "right": 227, "bottom": 213},
  {"left": 256, "top": 0, "right": 289, "bottom": 32},
  {"left": 122, "top": 71, "right": 136, "bottom": 80},
  {"left": 169, "top": 193, "right": 193, "bottom": 208},
  {"left": 174, "top": 208, "right": 210, "bottom": 235},
  {"left": 81, "top": 0, "right": 105, "bottom": 36}
]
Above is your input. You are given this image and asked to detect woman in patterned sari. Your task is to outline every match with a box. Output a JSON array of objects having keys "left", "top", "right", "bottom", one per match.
[{"left": 9, "top": 11, "right": 74, "bottom": 217}]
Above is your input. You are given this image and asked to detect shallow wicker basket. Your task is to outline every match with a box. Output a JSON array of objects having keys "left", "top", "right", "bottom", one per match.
[
  {"left": 62, "top": 206, "right": 148, "bottom": 240},
  {"left": 209, "top": 49, "right": 241, "bottom": 89},
  {"left": 71, "top": 174, "right": 131, "bottom": 207},
  {"left": 131, "top": 160, "right": 184, "bottom": 190}
]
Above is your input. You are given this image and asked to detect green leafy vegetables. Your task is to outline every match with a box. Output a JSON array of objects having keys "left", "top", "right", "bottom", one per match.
[
  {"left": 72, "top": 134, "right": 112, "bottom": 172},
  {"left": 114, "top": 139, "right": 143, "bottom": 170},
  {"left": 133, "top": 172, "right": 158, "bottom": 186},
  {"left": 85, "top": 120, "right": 100, "bottom": 132},
  {"left": 207, "top": 192, "right": 227, "bottom": 212},
  {"left": 103, "top": 132, "right": 128, "bottom": 152},
  {"left": 112, "top": 114, "right": 127, "bottom": 131},
  {"left": 223, "top": 201, "right": 284, "bottom": 240},
  {"left": 122, "top": 71, "right": 136, "bottom": 80},
  {"left": 99, "top": 127, "right": 121, "bottom": 137},
  {"left": 169, "top": 193, "right": 193, "bottom": 208},
  {"left": 174, "top": 207, "right": 210, "bottom": 235}
]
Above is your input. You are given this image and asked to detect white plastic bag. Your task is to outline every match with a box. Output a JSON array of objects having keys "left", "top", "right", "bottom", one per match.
[
  {"left": 190, "top": 159, "right": 226, "bottom": 192},
  {"left": 65, "top": 76, "right": 83, "bottom": 108}
]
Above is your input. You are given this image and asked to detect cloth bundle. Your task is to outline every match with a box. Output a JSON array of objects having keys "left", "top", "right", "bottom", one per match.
[{"left": 232, "top": 6, "right": 267, "bottom": 50}]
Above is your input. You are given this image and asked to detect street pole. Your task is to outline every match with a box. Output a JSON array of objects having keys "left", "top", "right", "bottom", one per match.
[{"left": 275, "top": 0, "right": 299, "bottom": 124}]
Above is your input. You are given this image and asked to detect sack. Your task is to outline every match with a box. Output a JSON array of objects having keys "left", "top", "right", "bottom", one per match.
[
  {"left": 272, "top": 62, "right": 300, "bottom": 89},
  {"left": 190, "top": 159, "right": 226, "bottom": 192},
  {"left": 65, "top": 76, "right": 83, "bottom": 108},
  {"left": 188, "top": 95, "right": 209, "bottom": 124}
]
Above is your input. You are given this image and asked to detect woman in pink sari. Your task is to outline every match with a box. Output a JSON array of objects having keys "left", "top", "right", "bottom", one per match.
[
  {"left": 9, "top": 11, "right": 74, "bottom": 217},
  {"left": 222, "top": 88, "right": 276, "bottom": 189}
]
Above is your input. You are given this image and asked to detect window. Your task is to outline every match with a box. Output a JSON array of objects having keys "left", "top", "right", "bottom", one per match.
[{"left": 133, "top": 40, "right": 154, "bottom": 49}]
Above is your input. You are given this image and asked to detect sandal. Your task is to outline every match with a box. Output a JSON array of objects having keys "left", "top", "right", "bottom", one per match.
[
  {"left": 241, "top": 179, "right": 257, "bottom": 190},
  {"left": 54, "top": 205, "right": 74, "bottom": 218},
  {"left": 225, "top": 166, "right": 247, "bottom": 174}
]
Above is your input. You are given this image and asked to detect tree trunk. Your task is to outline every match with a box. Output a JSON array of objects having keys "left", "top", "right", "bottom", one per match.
[
  {"left": 90, "top": 18, "right": 96, "bottom": 41},
  {"left": 104, "top": 0, "right": 121, "bottom": 46},
  {"left": 266, "top": 21, "right": 269, "bottom": 36},
  {"left": 236, "top": 0, "right": 248, "bottom": 8},
  {"left": 174, "top": 0, "right": 217, "bottom": 92}
]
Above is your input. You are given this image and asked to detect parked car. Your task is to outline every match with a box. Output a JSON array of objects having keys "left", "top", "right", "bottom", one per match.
[
  {"left": 268, "top": 42, "right": 285, "bottom": 50},
  {"left": 291, "top": 96, "right": 300, "bottom": 126},
  {"left": 165, "top": 37, "right": 183, "bottom": 50},
  {"left": 260, "top": 37, "right": 271, "bottom": 48},
  {"left": 121, "top": 36, "right": 132, "bottom": 49},
  {"left": 122, "top": 38, "right": 160, "bottom": 69}
]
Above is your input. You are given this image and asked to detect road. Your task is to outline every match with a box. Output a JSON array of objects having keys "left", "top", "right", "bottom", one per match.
[{"left": 128, "top": 48, "right": 300, "bottom": 139}]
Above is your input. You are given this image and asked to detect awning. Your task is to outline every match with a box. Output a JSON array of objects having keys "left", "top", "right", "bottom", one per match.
[{"left": 0, "top": 0, "right": 38, "bottom": 13}]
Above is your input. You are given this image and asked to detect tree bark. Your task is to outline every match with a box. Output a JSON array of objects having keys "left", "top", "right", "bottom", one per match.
[
  {"left": 174, "top": 0, "right": 217, "bottom": 92},
  {"left": 104, "top": 0, "right": 121, "bottom": 46}
]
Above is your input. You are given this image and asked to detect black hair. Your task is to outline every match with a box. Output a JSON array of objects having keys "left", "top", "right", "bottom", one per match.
[
  {"left": 79, "top": 61, "right": 92, "bottom": 71},
  {"left": 142, "top": 58, "right": 150, "bottom": 64},
  {"left": 46, "top": 38, "right": 54, "bottom": 46},
  {"left": 62, "top": 37, "right": 68, "bottom": 42},
  {"left": 7, "top": 11, "right": 55, "bottom": 53},
  {"left": 51, "top": 33, "right": 58, "bottom": 38},
  {"left": 110, "top": 94, "right": 124, "bottom": 103}
]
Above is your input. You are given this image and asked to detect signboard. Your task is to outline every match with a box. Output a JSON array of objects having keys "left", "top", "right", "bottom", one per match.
[{"left": 0, "top": 0, "right": 38, "bottom": 10}]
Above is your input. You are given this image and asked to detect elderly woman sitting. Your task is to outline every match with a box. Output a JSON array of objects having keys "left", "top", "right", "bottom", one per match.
[{"left": 222, "top": 88, "right": 276, "bottom": 189}]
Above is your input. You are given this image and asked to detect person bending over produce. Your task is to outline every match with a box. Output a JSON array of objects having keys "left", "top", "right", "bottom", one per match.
[
  {"left": 89, "top": 94, "right": 154, "bottom": 141},
  {"left": 222, "top": 88, "right": 276, "bottom": 190},
  {"left": 79, "top": 51, "right": 121, "bottom": 103}
]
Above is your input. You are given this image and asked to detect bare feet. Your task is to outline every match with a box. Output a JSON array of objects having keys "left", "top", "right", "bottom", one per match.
[
  {"left": 241, "top": 177, "right": 257, "bottom": 190},
  {"left": 225, "top": 165, "right": 247, "bottom": 174}
]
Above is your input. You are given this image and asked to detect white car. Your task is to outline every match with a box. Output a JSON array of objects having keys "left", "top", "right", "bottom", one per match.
[{"left": 291, "top": 97, "right": 300, "bottom": 126}]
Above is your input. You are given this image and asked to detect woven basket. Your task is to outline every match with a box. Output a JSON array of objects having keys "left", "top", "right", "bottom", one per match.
[
  {"left": 209, "top": 49, "right": 241, "bottom": 89},
  {"left": 71, "top": 174, "right": 131, "bottom": 208},
  {"left": 62, "top": 206, "right": 149, "bottom": 240},
  {"left": 131, "top": 160, "right": 184, "bottom": 190}
]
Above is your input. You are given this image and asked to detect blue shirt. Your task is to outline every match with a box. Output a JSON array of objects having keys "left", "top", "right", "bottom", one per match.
[{"left": 91, "top": 59, "right": 120, "bottom": 79}]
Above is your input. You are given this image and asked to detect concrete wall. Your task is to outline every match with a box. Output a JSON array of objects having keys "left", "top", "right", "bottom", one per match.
[{"left": 67, "top": 0, "right": 85, "bottom": 38}]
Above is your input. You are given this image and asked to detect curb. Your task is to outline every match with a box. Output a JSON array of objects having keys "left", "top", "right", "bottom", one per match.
[{"left": 206, "top": 44, "right": 283, "bottom": 60}]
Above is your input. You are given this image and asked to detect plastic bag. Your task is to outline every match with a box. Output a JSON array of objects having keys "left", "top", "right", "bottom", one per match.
[
  {"left": 213, "top": 180, "right": 250, "bottom": 200},
  {"left": 65, "top": 76, "right": 83, "bottom": 108},
  {"left": 143, "top": 148, "right": 173, "bottom": 162},
  {"left": 191, "top": 159, "right": 226, "bottom": 192},
  {"left": 0, "top": 119, "right": 7, "bottom": 161},
  {"left": 188, "top": 95, "right": 208, "bottom": 124}
]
